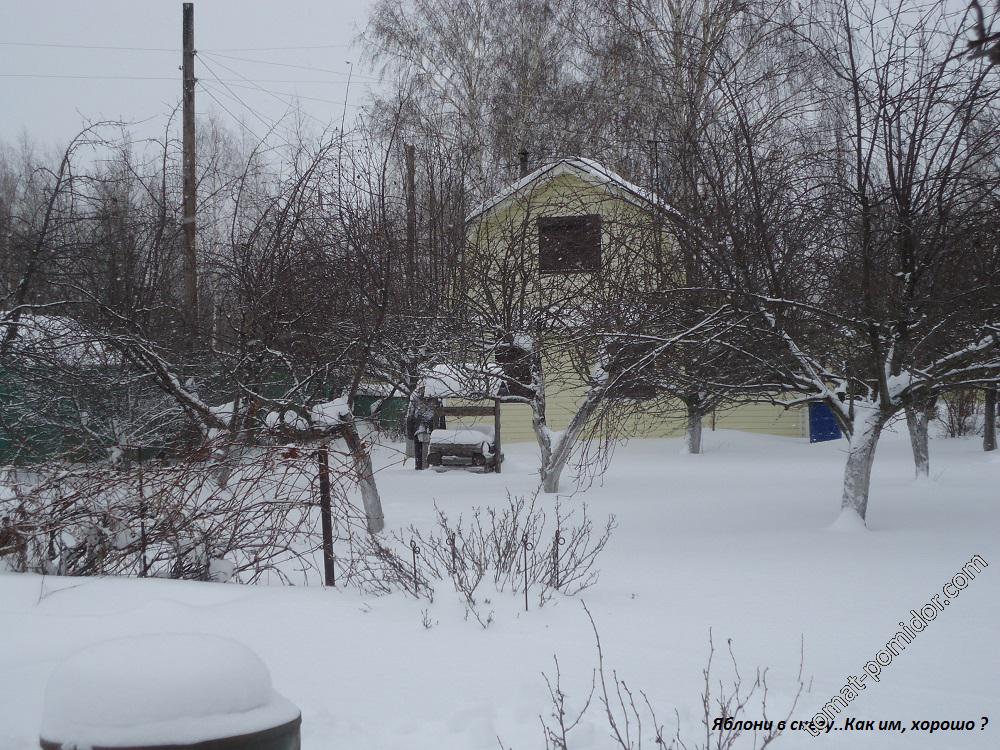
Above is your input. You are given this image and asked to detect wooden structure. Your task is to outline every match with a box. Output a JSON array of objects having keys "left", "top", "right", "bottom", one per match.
[{"left": 432, "top": 401, "right": 503, "bottom": 473}]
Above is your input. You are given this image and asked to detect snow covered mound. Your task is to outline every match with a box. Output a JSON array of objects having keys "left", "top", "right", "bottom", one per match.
[
  {"left": 830, "top": 506, "right": 868, "bottom": 532},
  {"left": 40, "top": 634, "right": 300, "bottom": 748}
]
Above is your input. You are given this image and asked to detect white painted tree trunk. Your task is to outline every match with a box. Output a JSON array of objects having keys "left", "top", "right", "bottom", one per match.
[
  {"left": 685, "top": 404, "right": 703, "bottom": 455},
  {"left": 540, "top": 388, "right": 604, "bottom": 494},
  {"left": 527, "top": 349, "right": 554, "bottom": 488},
  {"left": 904, "top": 406, "right": 930, "bottom": 478},
  {"left": 531, "top": 404, "right": 555, "bottom": 489},
  {"left": 524, "top": 338, "right": 609, "bottom": 494},
  {"left": 840, "top": 408, "right": 886, "bottom": 524},
  {"left": 541, "top": 443, "right": 566, "bottom": 494},
  {"left": 340, "top": 416, "right": 385, "bottom": 534}
]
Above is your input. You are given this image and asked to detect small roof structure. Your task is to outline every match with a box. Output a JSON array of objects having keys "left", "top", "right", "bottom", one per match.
[
  {"left": 420, "top": 363, "right": 504, "bottom": 399},
  {"left": 466, "top": 156, "right": 672, "bottom": 223}
]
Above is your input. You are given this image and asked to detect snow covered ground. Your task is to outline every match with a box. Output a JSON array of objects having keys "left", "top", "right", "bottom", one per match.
[{"left": 1, "top": 426, "right": 997, "bottom": 749}]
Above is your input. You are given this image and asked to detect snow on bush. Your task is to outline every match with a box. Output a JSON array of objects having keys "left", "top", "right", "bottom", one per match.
[{"left": 0, "top": 449, "right": 348, "bottom": 583}]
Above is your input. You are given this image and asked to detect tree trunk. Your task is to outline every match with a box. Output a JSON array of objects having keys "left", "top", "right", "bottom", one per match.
[
  {"left": 539, "top": 435, "right": 563, "bottom": 494},
  {"left": 984, "top": 388, "right": 997, "bottom": 452},
  {"left": 840, "top": 408, "right": 886, "bottom": 525},
  {"left": 526, "top": 344, "right": 555, "bottom": 488},
  {"left": 904, "top": 406, "right": 930, "bottom": 478},
  {"left": 685, "top": 403, "right": 703, "bottom": 454},
  {"left": 539, "top": 386, "right": 605, "bottom": 494},
  {"left": 340, "top": 417, "right": 385, "bottom": 534}
]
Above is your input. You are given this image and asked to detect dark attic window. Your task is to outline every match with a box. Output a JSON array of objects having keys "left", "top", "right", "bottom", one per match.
[{"left": 537, "top": 215, "right": 602, "bottom": 273}]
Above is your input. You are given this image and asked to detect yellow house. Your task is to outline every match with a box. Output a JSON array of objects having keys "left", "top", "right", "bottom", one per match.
[{"left": 453, "top": 156, "right": 806, "bottom": 444}]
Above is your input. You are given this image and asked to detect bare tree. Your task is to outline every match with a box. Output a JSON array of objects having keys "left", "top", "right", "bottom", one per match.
[
  {"left": 664, "top": 0, "right": 1000, "bottom": 523},
  {"left": 967, "top": 0, "right": 1000, "bottom": 64}
]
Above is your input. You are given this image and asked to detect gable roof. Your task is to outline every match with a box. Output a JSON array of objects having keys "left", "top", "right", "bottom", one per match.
[{"left": 466, "top": 156, "right": 669, "bottom": 223}]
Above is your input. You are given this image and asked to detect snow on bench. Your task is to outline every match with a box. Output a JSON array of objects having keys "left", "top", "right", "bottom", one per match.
[{"left": 430, "top": 428, "right": 493, "bottom": 447}]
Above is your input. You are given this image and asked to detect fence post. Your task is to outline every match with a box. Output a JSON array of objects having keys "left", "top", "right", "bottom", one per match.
[{"left": 317, "top": 444, "right": 335, "bottom": 586}]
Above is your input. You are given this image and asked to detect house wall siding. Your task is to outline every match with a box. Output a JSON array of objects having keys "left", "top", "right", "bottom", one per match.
[
  {"left": 461, "top": 161, "right": 808, "bottom": 444},
  {"left": 444, "top": 384, "right": 807, "bottom": 445}
]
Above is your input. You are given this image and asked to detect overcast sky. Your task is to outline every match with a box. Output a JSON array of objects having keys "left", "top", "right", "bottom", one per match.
[{"left": 0, "top": 0, "right": 380, "bottom": 148}]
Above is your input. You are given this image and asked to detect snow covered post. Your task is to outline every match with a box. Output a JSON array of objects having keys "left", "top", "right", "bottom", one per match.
[{"left": 39, "top": 635, "right": 301, "bottom": 750}]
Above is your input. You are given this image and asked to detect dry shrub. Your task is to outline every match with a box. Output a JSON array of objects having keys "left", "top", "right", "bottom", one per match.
[{"left": 393, "top": 494, "right": 616, "bottom": 626}]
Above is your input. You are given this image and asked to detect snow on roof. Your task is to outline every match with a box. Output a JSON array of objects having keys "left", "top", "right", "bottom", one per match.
[
  {"left": 466, "top": 156, "right": 672, "bottom": 222},
  {"left": 310, "top": 397, "right": 351, "bottom": 427},
  {"left": 421, "top": 363, "right": 503, "bottom": 399},
  {"left": 509, "top": 331, "right": 535, "bottom": 352},
  {"left": 40, "top": 634, "right": 300, "bottom": 747}
]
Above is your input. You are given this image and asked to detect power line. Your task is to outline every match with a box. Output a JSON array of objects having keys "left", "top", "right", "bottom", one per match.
[
  {"left": 0, "top": 73, "right": 178, "bottom": 81},
  {"left": 0, "top": 41, "right": 176, "bottom": 52},
  {"left": 218, "top": 79, "right": 368, "bottom": 108},
  {"left": 199, "top": 80, "right": 371, "bottom": 145},
  {"left": 201, "top": 52, "right": 379, "bottom": 82},
  {"left": 199, "top": 52, "right": 334, "bottom": 110},
  {"left": 204, "top": 44, "right": 352, "bottom": 52},
  {"left": 0, "top": 41, "right": 351, "bottom": 53},
  {"left": 0, "top": 73, "right": 365, "bottom": 86},
  {"left": 195, "top": 53, "right": 380, "bottom": 144},
  {"left": 196, "top": 82, "right": 265, "bottom": 144},
  {"left": 197, "top": 55, "right": 286, "bottom": 136}
]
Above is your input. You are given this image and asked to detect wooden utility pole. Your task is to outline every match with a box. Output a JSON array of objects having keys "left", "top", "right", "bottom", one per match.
[
  {"left": 182, "top": 3, "right": 199, "bottom": 339},
  {"left": 404, "top": 143, "right": 416, "bottom": 301}
]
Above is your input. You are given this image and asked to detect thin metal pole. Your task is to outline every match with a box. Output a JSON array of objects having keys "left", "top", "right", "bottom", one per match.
[
  {"left": 317, "top": 445, "right": 336, "bottom": 586},
  {"left": 552, "top": 528, "right": 564, "bottom": 589},
  {"left": 522, "top": 533, "right": 533, "bottom": 612},
  {"left": 410, "top": 539, "right": 421, "bottom": 596}
]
